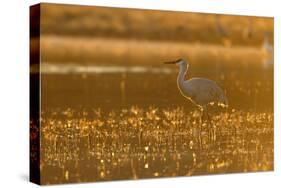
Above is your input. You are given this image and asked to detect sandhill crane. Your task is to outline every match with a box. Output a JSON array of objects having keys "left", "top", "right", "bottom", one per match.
[
  {"left": 262, "top": 32, "right": 274, "bottom": 67},
  {"left": 241, "top": 17, "right": 254, "bottom": 40},
  {"left": 215, "top": 15, "right": 231, "bottom": 47},
  {"left": 164, "top": 59, "right": 228, "bottom": 147}
]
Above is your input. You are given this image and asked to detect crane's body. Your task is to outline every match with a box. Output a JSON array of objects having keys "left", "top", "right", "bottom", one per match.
[
  {"left": 178, "top": 77, "right": 228, "bottom": 109},
  {"left": 165, "top": 59, "right": 228, "bottom": 111}
]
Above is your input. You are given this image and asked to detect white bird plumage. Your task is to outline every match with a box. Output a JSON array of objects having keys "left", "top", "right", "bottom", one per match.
[{"left": 165, "top": 59, "right": 228, "bottom": 112}]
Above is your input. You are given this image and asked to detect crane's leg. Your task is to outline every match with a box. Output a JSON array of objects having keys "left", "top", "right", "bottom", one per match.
[
  {"left": 204, "top": 111, "right": 210, "bottom": 141},
  {"left": 202, "top": 107, "right": 214, "bottom": 147},
  {"left": 206, "top": 111, "right": 214, "bottom": 144},
  {"left": 198, "top": 108, "right": 204, "bottom": 151}
]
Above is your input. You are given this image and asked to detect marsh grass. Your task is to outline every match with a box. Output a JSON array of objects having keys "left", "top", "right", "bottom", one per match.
[{"left": 38, "top": 107, "right": 273, "bottom": 184}]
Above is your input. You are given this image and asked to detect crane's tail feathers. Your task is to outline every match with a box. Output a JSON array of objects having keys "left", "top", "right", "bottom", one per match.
[
  {"left": 218, "top": 102, "right": 228, "bottom": 108},
  {"left": 218, "top": 97, "right": 229, "bottom": 108},
  {"left": 209, "top": 101, "right": 228, "bottom": 108}
]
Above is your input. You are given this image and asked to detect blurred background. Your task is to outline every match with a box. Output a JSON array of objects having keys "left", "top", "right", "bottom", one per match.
[{"left": 39, "top": 3, "right": 273, "bottom": 110}]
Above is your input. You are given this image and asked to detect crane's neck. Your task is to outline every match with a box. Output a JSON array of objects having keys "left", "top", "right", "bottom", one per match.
[{"left": 177, "top": 64, "right": 188, "bottom": 89}]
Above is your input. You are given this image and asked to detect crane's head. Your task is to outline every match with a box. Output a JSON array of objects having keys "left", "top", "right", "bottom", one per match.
[{"left": 164, "top": 59, "right": 189, "bottom": 69}]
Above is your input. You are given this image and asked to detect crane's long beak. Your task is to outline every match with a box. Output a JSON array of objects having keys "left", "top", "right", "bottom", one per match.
[{"left": 164, "top": 61, "right": 177, "bottom": 64}]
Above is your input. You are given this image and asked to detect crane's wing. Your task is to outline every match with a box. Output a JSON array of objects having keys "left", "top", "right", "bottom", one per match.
[
  {"left": 203, "top": 82, "right": 228, "bottom": 107},
  {"left": 186, "top": 78, "right": 228, "bottom": 107}
]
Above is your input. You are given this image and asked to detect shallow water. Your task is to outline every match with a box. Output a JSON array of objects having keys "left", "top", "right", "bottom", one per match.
[
  {"left": 41, "top": 64, "right": 273, "bottom": 111},
  {"left": 36, "top": 63, "right": 273, "bottom": 184}
]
